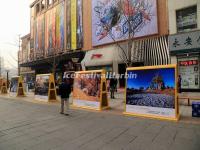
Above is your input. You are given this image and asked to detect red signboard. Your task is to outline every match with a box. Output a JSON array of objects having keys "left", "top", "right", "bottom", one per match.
[
  {"left": 91, "top": 54, "right": 103, "bottom": 59},
  {"left": 179, "top": 60, "right": 199, "bottom": 66}
]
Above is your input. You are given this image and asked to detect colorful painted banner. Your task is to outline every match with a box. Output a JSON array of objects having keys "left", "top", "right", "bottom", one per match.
[
  {"left": 45, "top": 8, "right": 56, "bottom": 55},
  {"left": 56, "top": 2, "right": 65, "bottom": 51},
  {"left": 77, "top": 0, "right": 83, "bottom": 49},
  {"left": 125, "top": 65, "right": 179, "bottom": 121},
  {"left": 66, "top": 0, "right": 71, "bottom": 49},
  {"left": 66, "top": 0, "right": 83, "bottom": 50},
  {"left": 92, "top": 0, "right": 158, "bottom": 46},
  {"left": 35, "top": 14, "right": 45, "bottom": 57},
  {"left": 71, "top": 0, "right": 77, "bottom": 50}
]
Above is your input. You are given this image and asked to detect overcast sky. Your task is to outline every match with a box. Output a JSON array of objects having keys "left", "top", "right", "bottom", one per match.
[{"left": 0, "top": 0, "right": 30, "bottom": 72}]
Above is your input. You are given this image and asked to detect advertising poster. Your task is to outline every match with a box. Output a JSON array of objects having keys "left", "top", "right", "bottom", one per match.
[
  {"left": 56, "top": 2, "right": 65, "bottom": 51},
  {"left": 35, "top": 74, "right": 50, "bottom": 102},
  {"left": 10, "top": 77, "right": 19, "bottom": 94},
  {"left": 92, "top": 0, "right": 158, "bottom": 46},
  {"left": 73, "top": 72, "right": 102, "bottom": 109},
  {"left": 125, "top": 65, "right": 178, "bottom": 120}
]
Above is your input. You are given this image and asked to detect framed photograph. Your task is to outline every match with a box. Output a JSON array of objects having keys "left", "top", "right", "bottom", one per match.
[
  {"left": 124, "top": 65, "right": 179, "bottom": 121},
  {"left": 73, "top": 70, "right": 109, "bottom": 110},
  {"left": 35, "top": 74, "right": 50, "bottom": 102}
]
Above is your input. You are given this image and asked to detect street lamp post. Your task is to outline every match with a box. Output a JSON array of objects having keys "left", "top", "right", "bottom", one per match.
[{"left": 6, "top": 70, "right": 9, "bottom": 89}]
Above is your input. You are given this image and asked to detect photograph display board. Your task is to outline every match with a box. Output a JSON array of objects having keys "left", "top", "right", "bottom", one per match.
[
  {"left": 35, "top": 74, "right": 50, "bottom": 101},
  {"left": 73, "top": 70, "right": 109, "bottom": 110},
  {"left": 1, "top": 79, "right": 7, "bottom": 94},
  {"left": 10, "top": 76, "right": 25, "bottom": 97},
  {"left": 10, "top": 76, "right": 19, "bottom": 96},
  {"left": 92, "top": 0, "right": 158, "bottom": 46},
  {"left": 35, "top": 74, "right": 57, "bottom": 102},
  {"left": 124, "top": 65, "right": 179, "bottom": 121}
]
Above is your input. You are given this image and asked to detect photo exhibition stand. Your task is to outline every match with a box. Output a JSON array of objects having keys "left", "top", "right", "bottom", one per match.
[
  {"left": 124, "top": 64, "right": 180, "bottom": 122},
  {"left": 1, "top": 79, "right": 8, "bottom": 94},
  {"left": 35, "top": 74, "right": 57, "bottom": 102},
  {"left": 9, "top": 76, "right": 25, "bottom": 97},
  {"left": 72, "top": 70, "right": 109, "bottom": 111}
]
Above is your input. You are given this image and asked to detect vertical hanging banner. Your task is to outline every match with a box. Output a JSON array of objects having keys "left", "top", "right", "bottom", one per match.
[
  {"left": 66, "top": 0, "right": 83, "bottom": 50},
  {"left": 41, "top": 14, "right": 45, "bottom": 53},
  {"left": 52, "top": 8, "right": 56, "bottom": 51},
  {"left": 56, "top": 2, "right": 65, "bottom": 51},
  {"left": 45, "top": 11, "right": 49, "bottom": 54},
  {"left": 35, "top": 14, "right": 45, "bottom": 57},
  {"left": 34, "top": 19, "right": 39, "bottom": 54},
  {"left": 66, "top": 0, "right": 71, "bottom": 49},
  {"left": 45, "top": 8, "right": 56, "bottom": 56},
  {"left": 77, "top": 0, "right": 83, "bottom": 49},
  {"left": 71, "top": 0, "right": 77, "bottom": 50}
]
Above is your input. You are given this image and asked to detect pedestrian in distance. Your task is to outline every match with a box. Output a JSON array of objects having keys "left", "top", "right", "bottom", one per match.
[
  {"left": 59, "top": 78, "right": 72, "bottom": 116},
  {"left": 110, "top": 77, "right": 116, "bottom": 99},
  {"left": 114, "top": 77, "right": 118, "bottom": 92}
]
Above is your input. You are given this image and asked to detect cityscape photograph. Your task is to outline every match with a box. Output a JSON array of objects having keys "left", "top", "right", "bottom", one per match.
[{"left": 0, "top": 0, "right": 200, "bottom": 149}]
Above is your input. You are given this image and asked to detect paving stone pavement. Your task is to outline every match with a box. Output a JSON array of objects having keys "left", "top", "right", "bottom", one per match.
[{"left": 0, "top": 97, "right": 200, "bottom": 150}]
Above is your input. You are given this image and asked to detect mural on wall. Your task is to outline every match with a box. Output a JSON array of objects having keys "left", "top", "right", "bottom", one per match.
[
  {"left": 92, "top": 0, "right": 158, "bottom": 46},
  {"left": 66, "top": 0, "right": 83, "bottom": 50},
  {"left": 45, "top": 8, "right": 56, "bottom": 55},
  {"left": 56, "top": 2, "right": 65, "bottom": 51}
]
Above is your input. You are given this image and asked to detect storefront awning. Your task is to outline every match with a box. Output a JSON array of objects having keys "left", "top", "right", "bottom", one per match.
[{"left": 81, "top": 45, "right": 122, "bottom": 68}]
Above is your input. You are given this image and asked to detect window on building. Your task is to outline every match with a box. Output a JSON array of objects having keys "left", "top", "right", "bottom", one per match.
[
  {"left": 176, "top": 5, "right": 197, "bottom": 33},
  {"left": 41, "top": 0, "right": 45, "bottom": 11},
  {"left": 47, "top": 0, "right": 53, "bottom": 7},
  {"left": 35, "top": 3, "right": 40, "bottom": 15}
]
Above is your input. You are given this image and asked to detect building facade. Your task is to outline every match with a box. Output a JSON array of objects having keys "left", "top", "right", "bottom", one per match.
[
  {"left": 168, "top": 0, "right": 200, "bottom": 91},
  {"left": 81, "top": 0, "right": 170, "bottom": 87},
  {"left": 21, "top": 0, "right": 85, "bottom": 85},
  {"left": 20, "top": 0, "right": 170, "bottom": 87},
  {"left": 19, "top": 34, "right": 35, "bottom": 91}
]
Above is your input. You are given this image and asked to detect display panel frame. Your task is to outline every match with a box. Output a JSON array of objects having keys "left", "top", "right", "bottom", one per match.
[
  {"left": 35, "top": 74, "right": 57, "bottom": 102},
  {"left": 72, "top": 70, "right": 109, "bottom": 111},
  {"left": 124, "top": 65, "right": 180, "bottom": 121}
]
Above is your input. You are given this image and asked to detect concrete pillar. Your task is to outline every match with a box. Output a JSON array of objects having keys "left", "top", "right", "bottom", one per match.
[{"left": 171, "top": 56, "right": 177, "bottom": 65}]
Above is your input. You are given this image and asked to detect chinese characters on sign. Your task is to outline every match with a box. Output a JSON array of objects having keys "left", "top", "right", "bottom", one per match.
[
  {"left": 169, "top": 31, "right": 200, "bottom": 51},
  {"left": 184, "top": 37, "right": 192, "bottom": 46},
  {"left": 179, "top": 60, "right": 198, "bottom": 66},
  {"left": 173, "top": 38, "right": 180, "bottom": 47}
]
